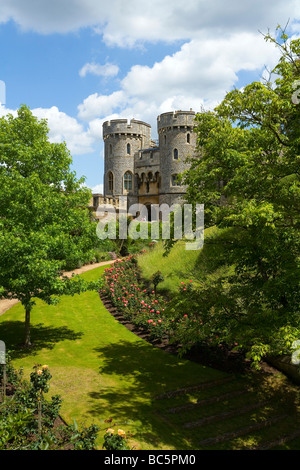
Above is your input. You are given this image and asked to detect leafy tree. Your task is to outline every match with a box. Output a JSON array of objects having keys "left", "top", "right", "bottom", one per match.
[
  {"left": 0, "top": 105, "right": 101, "bottom": 347},
  {"left": 176, "top": 30, "right": 300, "bottom": 366}
]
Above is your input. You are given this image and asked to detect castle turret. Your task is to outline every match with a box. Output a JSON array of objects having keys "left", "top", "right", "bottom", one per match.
[
  {"left": 157, "top": 110, "right": 197, "bottom": 205},
  {"left": 103, "top": 118, "right": 151, "bottom": 197}
]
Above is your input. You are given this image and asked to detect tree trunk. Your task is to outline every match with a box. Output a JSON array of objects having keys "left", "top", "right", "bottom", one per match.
[{"left": 24, "top": 305, "right": 32, "bottom": 347}]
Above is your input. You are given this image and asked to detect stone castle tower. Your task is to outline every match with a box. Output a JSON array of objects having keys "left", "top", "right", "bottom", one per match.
[{"left": 102, "top": 109, "right": 197, "bottom": 218}]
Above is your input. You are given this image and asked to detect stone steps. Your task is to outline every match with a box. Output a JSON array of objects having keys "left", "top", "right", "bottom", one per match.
[
  {"left": 167, "top": 388, "right": 247, "bottom": 414},
  {"left": 182, "top": 400, "right": 269, "bottom": 429},
  {"left": 153, "top": 371, "right": 300, "bottom": 450},
  {"left": 250, "top": 429, "right": 300, "bottom": 450},
  {"left": 154, "top": 376, "right": 234, "bottom": 400},
  {"left": 198, "top": 414, "right": 287, "bottom": 447}
]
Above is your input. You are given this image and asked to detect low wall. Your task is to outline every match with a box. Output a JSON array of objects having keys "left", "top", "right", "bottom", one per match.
[{"left": 266, "top": 355, "right": 300, "bottom": 385}]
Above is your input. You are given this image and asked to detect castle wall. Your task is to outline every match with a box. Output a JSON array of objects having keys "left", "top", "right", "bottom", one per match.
[
  {"left": 102, "top": 110, "right": 198, "bottom": 216},
  {"left": 103, "top": 119, "right": 151, "bottom": 196},
  {"left": 157, "top": 110, "right": 197, "bottom": 203}
]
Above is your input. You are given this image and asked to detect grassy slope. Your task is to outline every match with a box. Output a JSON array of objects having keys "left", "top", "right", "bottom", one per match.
[
  {"left": 0, "top": 264, "right": 226, "bottom": 450},
  {"left": 137, "top": 238, "right": 300, "bottom": 450},
  {"left": 137, "top": 241, "right": 198, "bottom": 294},
  {"left": 137, "top": 227, "right": 222, "bottom": 295}
]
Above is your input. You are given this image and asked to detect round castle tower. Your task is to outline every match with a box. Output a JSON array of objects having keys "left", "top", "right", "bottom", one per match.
[
  {"left": 157, "top": 110, "right": 197, "bottom": 205},
  {"left": 103, "top": 118, "right": 151, "bottom": 197}
]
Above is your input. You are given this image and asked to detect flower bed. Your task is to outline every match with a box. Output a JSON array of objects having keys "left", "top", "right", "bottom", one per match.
[
  {"left": 101, "top": 256, "right": 169, "bottom": 341},
  {"left": 101, "top": 254, "right": 232, "bottom": 364}
]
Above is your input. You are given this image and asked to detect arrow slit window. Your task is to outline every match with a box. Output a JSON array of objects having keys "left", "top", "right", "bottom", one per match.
[{"left": 124, "top": 171, "right": 132, "bottom": 190}]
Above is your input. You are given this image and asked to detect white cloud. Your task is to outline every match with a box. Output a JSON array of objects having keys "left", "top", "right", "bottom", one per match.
[
  {"left": 0, "top": 0, "right": 299, "bottom": 46},
  {"left": 78, "top": 91, "right": 126, "bottom": 121},
  {"left": 90, "top": 183, "right": 103, "bottom": 194},
  {"left": 32, "top": 106, "right": 96, "bottom": 155},
  {"left": 1, "top": 1, "right": 299, "bottom": 168},
  {"left": 79, "top": 62, "right": 119, "bottom": 78},
  {"left": 0, "top": 106, "right": 17, "bottom": 118},
  {"left": 0, "top": 105, "right": 97, "bottom": 156},
  {"left": 76, "top": 32, "right": 282, "bottom": 136}
]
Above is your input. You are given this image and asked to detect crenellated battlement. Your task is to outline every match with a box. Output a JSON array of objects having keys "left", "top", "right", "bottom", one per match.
[
  {"left": 101, "top": 109, "right": 198, "bottom": 207},
  {"left": 157, "top": 109, "right": 196, "bottom": 132},
  {"left": 103, "top": 118, "right": 151, "bottom": 139}
]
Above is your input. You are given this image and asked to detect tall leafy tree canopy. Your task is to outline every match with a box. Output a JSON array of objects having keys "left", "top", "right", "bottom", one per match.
[
  {"left": 175, "top": 31, "right": 300, "bottom": 365},
  {"left": 0, "top": 105, "right": 100, "bottom": 346}
]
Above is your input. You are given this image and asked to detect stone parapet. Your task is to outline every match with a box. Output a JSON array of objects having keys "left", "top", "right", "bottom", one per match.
[{"left": 103, "top": 118, "right": 151, "bottom": 139}]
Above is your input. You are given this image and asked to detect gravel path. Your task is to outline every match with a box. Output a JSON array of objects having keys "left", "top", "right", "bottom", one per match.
[{"left": 0, "top": 259, "right": 117, "bottom": 316}]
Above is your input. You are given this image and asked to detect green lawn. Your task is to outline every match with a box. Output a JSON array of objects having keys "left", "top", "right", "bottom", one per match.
[
  {"left": 0, "top": 264, "right": 227, "bottom": 450},
  {"left": 137, "top": 227, "right": 219, "bottom": 295},
  {"left": 137, "top": 241, "right": 198, "bottom": 294}
]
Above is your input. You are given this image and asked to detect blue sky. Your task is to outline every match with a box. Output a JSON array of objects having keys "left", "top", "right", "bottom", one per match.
[{"left": 0, "top": 0, "right": 299, "bottom": 193}]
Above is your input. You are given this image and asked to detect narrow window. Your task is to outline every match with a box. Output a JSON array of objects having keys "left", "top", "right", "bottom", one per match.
[
  {"left": 173, "top": 148, "right": 178, "bottom": 160},
  {"left": 124, "top": 171, "right": 132, "bottom": 191},
  {"left": 171, "top": 174, "right": 180, "bottom": 186},
  {"left": 187, "top": 133, "right": 190, "bottom": 144},
  {"left": 108, "top": 172, "right": 114, "bottom": 191},
  {"left": 164, "top": 135, "right": 166, "bottom": 144},
  {"left": 127, "top": 143, "right": 131, "bottom": 155},
  {"left": 109, "top": 144, "right": 112, "bottom": 154}
]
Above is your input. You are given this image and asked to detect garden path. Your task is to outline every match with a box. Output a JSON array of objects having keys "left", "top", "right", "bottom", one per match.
[{"left": 0, "top": 259, "right": 118, "bottom": 316}]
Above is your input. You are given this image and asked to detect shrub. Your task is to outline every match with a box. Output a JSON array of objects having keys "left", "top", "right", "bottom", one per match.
[
  {"left": 0, "top": 360, "right": 100, "bottom": 450},
  {"left": 103, "top": 428, "right": 130, "bottom": 450},
  {"left": 101, "top": 256, "right": 168, "bottom": 340}
]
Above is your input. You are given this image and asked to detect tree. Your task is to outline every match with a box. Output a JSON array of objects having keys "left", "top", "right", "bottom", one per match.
[
  {"left": 175, "top": 30, "right": 300, "bottom": 366},
  {"left": 0, "top": 105, "right": 101, "bottom": 347}
]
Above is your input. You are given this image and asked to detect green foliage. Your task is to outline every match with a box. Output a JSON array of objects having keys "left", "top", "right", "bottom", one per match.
[
  {"left": 152, "top": 271, "right": 164, "bottom": 295},
  {"left": 103, "top": 428, "right": 130, "bottom": 450},
  {"left": 0, "top": 402, "right": 34, "bottom": 450},
  {"left": 30, "top": 365, "right": 52, "bottom": 394},
  {"left": 0, "top": 105, "right": 101, "bottom": 346},
  {"left": 93, "top": 248, "right": 113, "bottom": 263},
  {"left": 67, "top": 419, "right": 100, "bottom": 450},
  {"left": 101, "top": 255, "right": 168, "bottom": 340},
  {"left": 165, "top": 30, "right": 300, "bottom": 367},
  {"left": 0, "top": 359, "right": 99, "bottom": 450}
]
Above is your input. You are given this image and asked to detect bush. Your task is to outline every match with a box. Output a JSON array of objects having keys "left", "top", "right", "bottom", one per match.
[
  {"left": 103, "top": 428, "right": 130, "bottom": 450},
  {"left": 101, "top": 255, "right": 168, "bottom": 340},
  {"left": 0, "top": 360, "right": 100, "bottom": 450},
  {"left": 94, "top": 249, "right": 112, "bottom": 263}
]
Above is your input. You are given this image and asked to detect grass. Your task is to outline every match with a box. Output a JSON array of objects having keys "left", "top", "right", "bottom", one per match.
[
  {"left": 2, "top": 260, "right": 300, "bottom": 450},
  {"left": 0, "top": 263, "right": 227, "bottom": 450},
  {"left": 138, "top": 241, "right": 198, "bottom": 294},
  {"left": 137, "top": 227, "right": 221, "bottom": 295},
  {"left": 136, "top": 238, "right": 300, "bottom": 450}
]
